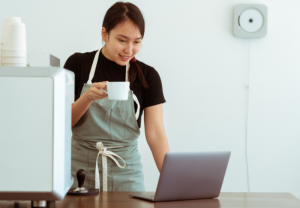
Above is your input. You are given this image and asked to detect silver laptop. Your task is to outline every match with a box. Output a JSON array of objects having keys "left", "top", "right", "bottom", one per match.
[{"left": 129, "top": 151, "right": 231, "bottom": 202}]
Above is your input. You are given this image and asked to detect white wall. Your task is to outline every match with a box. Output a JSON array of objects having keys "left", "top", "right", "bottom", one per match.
[{"left": 1, "top": 0, "right": 300, "bottom": 198}]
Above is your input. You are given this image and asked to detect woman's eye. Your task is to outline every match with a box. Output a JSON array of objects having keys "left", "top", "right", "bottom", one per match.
[{"left": 119, "top": 39, "right": 140, "bottom": 44}]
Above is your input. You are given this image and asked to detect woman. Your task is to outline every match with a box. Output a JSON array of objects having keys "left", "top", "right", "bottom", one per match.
[{"left": 64, "top": 2, "right": 169, "bottom": 192}]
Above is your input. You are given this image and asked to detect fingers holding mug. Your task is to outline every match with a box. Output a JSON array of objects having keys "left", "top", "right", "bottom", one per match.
[
  {"left": 86, "top": 81, "right": 109, "bottom": 101},
  {"left": 93, "top": 81, "right": 108, "bottom": 91}
]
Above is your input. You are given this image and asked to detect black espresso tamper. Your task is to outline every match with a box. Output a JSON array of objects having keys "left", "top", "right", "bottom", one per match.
[{"left": 67, "top": 169, "right": 99, "bottom": 196}]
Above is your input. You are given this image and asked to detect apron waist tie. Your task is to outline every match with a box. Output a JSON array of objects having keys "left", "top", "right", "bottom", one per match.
[{"left": 89, "top": 142, "right": 126, "bottom": 191}]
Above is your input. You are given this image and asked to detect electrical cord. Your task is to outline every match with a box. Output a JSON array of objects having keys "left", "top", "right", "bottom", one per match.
[{"left": 245, "top": 37, "right": 251, "bottom": 192}]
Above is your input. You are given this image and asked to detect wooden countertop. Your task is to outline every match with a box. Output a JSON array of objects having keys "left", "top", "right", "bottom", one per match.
[{"left": 1, "top": 192, "right": 300, "bottom": 208}]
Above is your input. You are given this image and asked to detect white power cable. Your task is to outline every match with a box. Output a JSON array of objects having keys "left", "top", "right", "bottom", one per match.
[{"left": 245, "top": 38, "right": 251, "bottom": 192}]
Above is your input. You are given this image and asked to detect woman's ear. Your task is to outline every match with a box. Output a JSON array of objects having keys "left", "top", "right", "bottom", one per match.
[{"left": 101, "top": 27, "right": 107, "bottom": 43}]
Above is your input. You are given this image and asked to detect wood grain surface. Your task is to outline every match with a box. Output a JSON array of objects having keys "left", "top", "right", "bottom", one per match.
[{"left": 0, "top": 192, "right": 300, "bottom": 208}]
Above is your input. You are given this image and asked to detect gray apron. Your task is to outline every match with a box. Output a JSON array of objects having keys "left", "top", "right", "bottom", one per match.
[{"left": 71, "top": 49, "right": 145, "bottom": 192}]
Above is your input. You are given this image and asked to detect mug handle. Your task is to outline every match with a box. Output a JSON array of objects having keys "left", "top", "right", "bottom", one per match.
[
  {"left": 101, "top": 89, "right": 108, "bottom": 94},
  {"left": 101, "top": 82, "right": 108, "bottom": 94}
]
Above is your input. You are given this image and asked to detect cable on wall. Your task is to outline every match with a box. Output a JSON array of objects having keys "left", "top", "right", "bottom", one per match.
[{"left": 245, "top": 37, "right": 251, "bottom": 192}]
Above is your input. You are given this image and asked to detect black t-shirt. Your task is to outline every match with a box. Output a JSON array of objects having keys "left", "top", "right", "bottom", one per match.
[{"left": 63, "top": 48, "right": 166, "bottom": 128}]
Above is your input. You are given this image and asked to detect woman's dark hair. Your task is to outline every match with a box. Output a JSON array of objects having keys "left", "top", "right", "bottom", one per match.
[{"left": 102, "top": 2, "right": 148, "bottom": 89}]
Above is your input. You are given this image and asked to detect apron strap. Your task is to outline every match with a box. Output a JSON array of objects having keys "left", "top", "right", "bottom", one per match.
[
  {"left": 87, "top": 49, "right": 101, "bottom": 84},
  {"left": 125, "top": 62, "right": 130, "bottom": 82},
  {"left": 133, "top": 93, "right": 140, "bottom": 120}
]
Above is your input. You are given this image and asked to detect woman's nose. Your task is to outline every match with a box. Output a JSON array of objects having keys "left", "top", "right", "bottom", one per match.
[{"left": 124, "top": 43, "right": 133, "bottom": 54}]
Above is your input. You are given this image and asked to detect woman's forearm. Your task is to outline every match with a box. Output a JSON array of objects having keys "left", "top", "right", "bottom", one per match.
[
  {"left": 147, "top": 136, "right": 170, "bottom": 172},
  {"left": 71, "top": 92, "right": 93, "bottom": 127}
]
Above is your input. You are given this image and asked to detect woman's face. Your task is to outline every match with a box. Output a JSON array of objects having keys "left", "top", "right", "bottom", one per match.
[{"left": 101, "top": 20, "right": 142, "bottom": 66}]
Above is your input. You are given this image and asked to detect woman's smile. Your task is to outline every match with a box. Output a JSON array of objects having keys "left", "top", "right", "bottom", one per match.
[{"left": 119, "top": 54, "right": 131, "bottom": 61}]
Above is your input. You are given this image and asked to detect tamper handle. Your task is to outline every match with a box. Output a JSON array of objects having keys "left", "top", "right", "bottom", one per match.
[{"left": 76, "top": 169, "right": 86, "bottom": 188}]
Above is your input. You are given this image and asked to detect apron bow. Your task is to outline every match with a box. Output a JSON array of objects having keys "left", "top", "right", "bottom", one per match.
[{"left": 94, "top": 142, "right": 126, "bottom": 191}]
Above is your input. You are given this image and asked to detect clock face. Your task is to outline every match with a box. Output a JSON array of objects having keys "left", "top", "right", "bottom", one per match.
[{"left": 239, "top": 9, "right": 264, "bottom": 33}]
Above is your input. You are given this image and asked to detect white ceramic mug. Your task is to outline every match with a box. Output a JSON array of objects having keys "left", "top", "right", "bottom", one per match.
[
  {"left": 1, "top": 56, "right": 27, "bottom": 64},
  {"left": 1, "top": 49, "right": 27, "bottom": 57},
  {"left": 0, "top": 17, "right": 22, "bottom": 45},
  {"left": 101, "top": 82, "right": 130, "bottom": 101},
  {"left": 0, "top": 63, "right": 27, "bottom": 67},
  {"left": 2, "top": 22, "right": 27, "bottom": 51}
]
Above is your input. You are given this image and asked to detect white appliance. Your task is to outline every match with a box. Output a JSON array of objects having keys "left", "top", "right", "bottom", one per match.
[
  {"left": 233, "top": 4, "right": 268, "bottom": 38},
  {"left": 0, "top": 60, "right": 74, "bottom": 206}
]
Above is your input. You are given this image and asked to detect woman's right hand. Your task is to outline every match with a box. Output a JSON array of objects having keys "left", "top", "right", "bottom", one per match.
[{"left": 84, "top": 81, "right": 109, "bottom": 101}]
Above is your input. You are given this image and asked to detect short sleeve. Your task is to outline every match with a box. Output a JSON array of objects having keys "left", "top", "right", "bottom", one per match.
[
  {"left": 64, "top": 53, "right": 80, "bottom": 98},
  {"left": 143, "top": 67, "right": 166, "bottom": 108}
]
